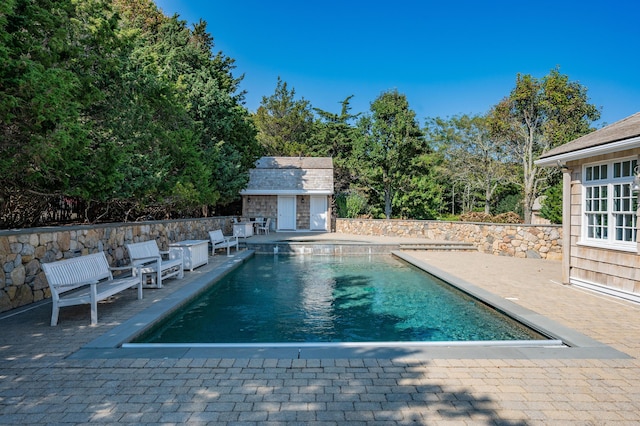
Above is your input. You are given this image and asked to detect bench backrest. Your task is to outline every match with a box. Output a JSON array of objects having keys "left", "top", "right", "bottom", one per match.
[
  {"left": 126, "top": 240, "right": 160, "bottom": 262},
  {"left": 42, "top": 252, "right": 112, "bottom": 296},
  {"left": 209, "top": 229, "right": 225, "bottom": 243}
]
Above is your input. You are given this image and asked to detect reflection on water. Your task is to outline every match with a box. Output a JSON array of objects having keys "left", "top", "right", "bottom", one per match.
[{"left": 136, "top": 255, "right": 546, "bottom": 343}]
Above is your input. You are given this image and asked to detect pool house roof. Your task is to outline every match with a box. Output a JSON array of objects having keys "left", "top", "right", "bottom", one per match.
[{"left": 241, "top": 156, "right": 334, "bottom": 196}]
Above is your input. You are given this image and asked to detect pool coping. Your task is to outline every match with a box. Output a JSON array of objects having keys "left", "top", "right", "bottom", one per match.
[{"left": 69, "top": 250, "right": 631, "bottom": 360}]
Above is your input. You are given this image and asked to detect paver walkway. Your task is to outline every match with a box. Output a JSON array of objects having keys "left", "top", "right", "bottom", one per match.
[{"left": 1, "top": 237, "right": 639, "bottom": 425}]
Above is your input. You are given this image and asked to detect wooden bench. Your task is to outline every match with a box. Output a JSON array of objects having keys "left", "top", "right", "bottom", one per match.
[
  {"left": 209, "top": 229, "right": 238, "bottom": 256},
  {"left": 126, "top": 240, "right": 184, "bottom": 289},
  {"left": 41, "top": 252, "right": 143, "bottom": 326}
]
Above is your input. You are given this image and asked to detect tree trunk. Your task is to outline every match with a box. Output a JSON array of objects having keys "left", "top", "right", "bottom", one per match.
[{"left": 384, "top": 179, "right": 393, "bottom": 219}]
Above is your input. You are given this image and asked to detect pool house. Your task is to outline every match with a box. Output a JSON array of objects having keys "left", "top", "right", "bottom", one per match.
[{"left": 240, "top": 156, "right": 334, "bottom": 232}]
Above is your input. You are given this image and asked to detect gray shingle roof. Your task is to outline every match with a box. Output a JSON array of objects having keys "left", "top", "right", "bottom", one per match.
[
  {"left": 540, "top": 112, "right": 640, "bottom": 159},
  {"left": 244, "top": 157, "right": 334, "bottom": 193},
  {"left": 254, "top": 156, "right": 333, "bottom": 169}
]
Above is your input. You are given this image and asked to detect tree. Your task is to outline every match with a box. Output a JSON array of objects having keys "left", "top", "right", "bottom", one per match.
[
  {"left": 1, "top": 0, "right": 260, "bottom": 226},
  {"left": 487, "top": 68, "right": 600, "bottom": 223},
  {"left": 112, "top": 3, "right": 260, "bottom": 213},
  {"left": 426, "top": 114, "right": 517, "bottom": 214},
  {"left": 253, "top": 77, "right": 315, "bottom": 156},
  {"left": 0, "top": 0, "right": 88, "bottom": 199},
  {"left": 353, "top": 90, "right": 434, "bottom": 219},
  {"left": 540, "top": 180, "right": 563, "bottom": 224},
  {"left": 312, "top": 95, "right": 360, "bottom": 193}
]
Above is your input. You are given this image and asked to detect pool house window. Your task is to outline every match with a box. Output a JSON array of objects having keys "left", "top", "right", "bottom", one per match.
[{"left": 583, "top": 158, "right": 638, "bottom": 249}]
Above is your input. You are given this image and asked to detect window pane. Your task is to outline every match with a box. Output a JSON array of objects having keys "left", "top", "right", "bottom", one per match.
[
  {"left": 622, "top": 161, "right": 631, "bottom": 177},
  {"left": 614, "top": 162, "right": 621, "bottom": 178}
]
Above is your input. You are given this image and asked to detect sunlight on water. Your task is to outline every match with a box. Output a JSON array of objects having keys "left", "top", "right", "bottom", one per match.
[{"left": 136, "top": 255, "right": 545, "bottom": 343}]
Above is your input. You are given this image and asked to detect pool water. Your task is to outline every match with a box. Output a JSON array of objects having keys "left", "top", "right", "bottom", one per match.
[{"left": 136, "top": 255, "right": 546, "bottom": 344}]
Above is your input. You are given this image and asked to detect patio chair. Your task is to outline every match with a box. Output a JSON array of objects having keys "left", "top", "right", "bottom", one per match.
[{"left": 256, "top": 218, "right": 271, "bottom": 235}]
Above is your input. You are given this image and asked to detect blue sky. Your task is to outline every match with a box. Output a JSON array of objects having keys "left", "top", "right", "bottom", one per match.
[{"left": 154, "top": 0, "right": 639, "bottom": 127}]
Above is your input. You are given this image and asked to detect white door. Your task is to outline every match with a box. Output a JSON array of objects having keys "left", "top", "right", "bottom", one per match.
[
  {"left": 277, "top": 196, "right": 296, "bottom": 230},
  {"left": 310, "top": 196, "right": 328, "bottom": 231}
]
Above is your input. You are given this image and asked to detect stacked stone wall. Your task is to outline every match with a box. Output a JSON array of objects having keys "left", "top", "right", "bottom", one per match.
[
  {"left": 0, "top": 217, "right": 231, "bottom": 313},
  {"left": 336, "top": 219, "right": 562, "bottom": 260}
]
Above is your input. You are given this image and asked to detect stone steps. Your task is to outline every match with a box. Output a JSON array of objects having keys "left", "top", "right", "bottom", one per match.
[{"left": 399, "top": 242, "right": 476, "bottom": 252}]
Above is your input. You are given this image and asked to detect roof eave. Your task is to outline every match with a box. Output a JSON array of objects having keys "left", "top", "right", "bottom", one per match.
[
  {"left": 240, "top": 189, "right": 334, "bottom": 195},
  {"left": 536, "top": 136, "right": 640, "bottom": 167}
]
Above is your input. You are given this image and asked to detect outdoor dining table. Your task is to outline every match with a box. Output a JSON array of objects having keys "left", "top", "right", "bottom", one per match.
[{"left": 249, "top": 218, "right": 265, "bottom": 233}]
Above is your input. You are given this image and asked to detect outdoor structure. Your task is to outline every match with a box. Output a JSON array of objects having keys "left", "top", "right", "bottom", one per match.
[
  {"left": 536, "top": 112, "right": 640, "bottom": 303},
  {"left": 240, "top": 157, "right": 334, "bottom": 232}
]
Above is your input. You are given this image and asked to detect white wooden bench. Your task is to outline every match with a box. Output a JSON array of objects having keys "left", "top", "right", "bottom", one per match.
[
  {"left": 209, "top": 229, "right": 238, "bottom": 256},
  {"left": 41, "top": 252, "right": 143, "bottom": 326},
  {"left": 126, "top": 240, "right": 184, "bottom": 289}
]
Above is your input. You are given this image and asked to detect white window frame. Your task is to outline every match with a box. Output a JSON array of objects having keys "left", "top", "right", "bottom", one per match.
[{"left": 581, "top": 157, "right": 638, "bottom": 252}]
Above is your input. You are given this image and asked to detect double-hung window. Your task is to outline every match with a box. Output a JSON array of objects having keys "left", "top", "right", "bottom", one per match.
[{"left": 583, "top": 158, "right": 638, "bottom": 250}]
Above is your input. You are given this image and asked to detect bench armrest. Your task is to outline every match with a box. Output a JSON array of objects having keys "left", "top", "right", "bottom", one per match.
[
  {"left": 110, "top": 264, "right": 142, "bottom": 275},
  {"left": 54, "top": 279, "right": 99, "bottom": 290},
  {"left": 131, "top": 256, "right": 161, "bottom": 265}
]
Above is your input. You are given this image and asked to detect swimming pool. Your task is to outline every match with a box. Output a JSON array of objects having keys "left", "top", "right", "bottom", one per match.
[{"left": 133, "top": 254, "right": 549, "bottom": 344}]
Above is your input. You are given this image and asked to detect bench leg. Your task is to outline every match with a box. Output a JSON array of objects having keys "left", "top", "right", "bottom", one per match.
[
  {"left": 51, "top": 300, "right": 59, "bottom": 326},
  {"left": 90, "top": 283, "right": 98, "bottom": 325},
  {"left": 156, "top": 259, "right": 163, "bottom": 289},
  {"left": 178, "top": 264, "right": 184, "bottom": 279}
]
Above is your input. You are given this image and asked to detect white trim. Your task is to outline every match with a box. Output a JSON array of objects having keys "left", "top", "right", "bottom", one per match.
[
  {"left": 579, "top": 157, "right": 638, "bottom": 250},
  {"left": 576, "top": 240, "right": 638, "bottom": 253},
  {"left": 570, "top": 277, "right": 640, "bottom": 304},
  {"left": 123, "top": 340, "right": 564, "bottom": 349},
  {"left": 241, "top": 189, "right": 333, "bottom": 195},
  {"left": 535, "top": 135, "right": 640, "bottom": 167}
]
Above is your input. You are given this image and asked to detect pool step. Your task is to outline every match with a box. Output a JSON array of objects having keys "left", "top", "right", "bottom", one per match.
[{"left": 399, "top": 242, "right": 476, "bottom": 252}]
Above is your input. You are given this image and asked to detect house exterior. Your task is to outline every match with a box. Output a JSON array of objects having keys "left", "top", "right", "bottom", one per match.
[
  {"left": 240, "top": 157, "right": 334, "bottom": 232},
  {"left": 536, "top": 112, "right": 640, "bottom": 303}
]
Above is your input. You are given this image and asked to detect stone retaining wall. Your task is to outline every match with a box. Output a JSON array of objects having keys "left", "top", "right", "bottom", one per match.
[
  {"left": 0, "top": 218, "right": 232, "bottom": 313},
  {"left": 336, "top": 219, "right": 562, "bottom": 260}
]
